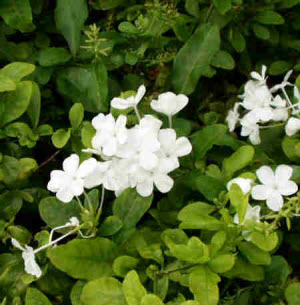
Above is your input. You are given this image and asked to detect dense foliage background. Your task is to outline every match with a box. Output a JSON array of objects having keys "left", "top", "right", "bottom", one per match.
[{"left": 2, "top": 0, "right": 300, "bottom": 304}]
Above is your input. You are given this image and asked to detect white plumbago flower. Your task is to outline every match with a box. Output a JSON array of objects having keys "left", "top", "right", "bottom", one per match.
[
  {"left": 135, "top": 165, "right": 174, "bottom": 197},
  {"left": 250, "top": 65, "right": 267, "bottom": 84},
  {"left": 92, "top": 114, "right": 127, "bottom": 157},
  {"left": 226, "top": 103, "right": 240, "bottom": 132},
  {"left": 47, "top": 154, "right": 97, "bottom": 203},
  {"left": 285, "top": 117, "right": 300, "bottom": 136},
  {"left": 292, "top": 86, "right": 300, "bottom": 115},
  {"left": 150, "top": 92, "right": 188, "bottom": 116},
  {"left": 240, "top": 113, "right": 261, "bottom": 145},
  {"left": 227, "top": 177, "right": 253, "bottom": 194},
  {"left": 240, "top": 81, "right": 272, "bottom": 111},
  {"left": 83, "top": 160, "right": 112, "bottom": 189},
  {"left": 157, "top": 128, "right": 192, "bottom": 172},
  {"left": 251, "top": 165, "right": 298, "bottom": 211},
  {"left": 111, "top": 85, "right": 146, "bottom": 109},
  {"left": 11, "top": 238, "right": 42, "bottom": 278},
  {"left": 234, "top": 204, "right": 261, "bottom": 225}
]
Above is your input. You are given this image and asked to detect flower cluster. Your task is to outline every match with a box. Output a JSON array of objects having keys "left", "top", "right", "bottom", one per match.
[
  {"left": 48, "top": 86, "right": 192, "bottom": 202},
  {"left": 226, "top": 66, "right": 300, "bottom": 144}
]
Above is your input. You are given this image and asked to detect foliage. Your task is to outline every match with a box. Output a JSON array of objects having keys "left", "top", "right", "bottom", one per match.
[{"left": 1, "top": 0, "right": 300, "bottom": 305}]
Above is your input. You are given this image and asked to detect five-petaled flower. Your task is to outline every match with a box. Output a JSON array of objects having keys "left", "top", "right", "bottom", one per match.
[{"left": 251, "top": 165, "right": 298, "bottom": 211}]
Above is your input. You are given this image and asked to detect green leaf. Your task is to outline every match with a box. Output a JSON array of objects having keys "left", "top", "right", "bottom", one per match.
[
  {"left": 27, "top": 81, "right": 41, "bottom": 128},
  {"left": 141, "top": 295, "right": 164, "bottom": 305},
  {"left": 51, "top": 128, "right": 71, "bottom": 148},
  {"left": 0, "top": 75, "right": 16, "bottom": 92},
  {"left": 208, "top": 254, "right": 235, "bottom": 273},
  {"left": 224, "top": 257, "right": 264, "bottom": 281},
  {"left": 229, "top": 28, "right": 245, "bottom": 53},
  {"left": 269, "top": 61, "right": 293, "bottom": 75},
  {"left": 252, "top": 23, "right": 270, "bottom": 40},
  {"left": 210, "top": 231, "right": 226, "bottom": 257},
  {"left": 179, "top": 213, "right": 222, "bottom": 231},
  {"left": 222, "top": 145, "right": 255, "bottom": 180},
  {"left": 178, "top": 202, "right": 215, "bottom": 220},
  {"left": 113, "top": 189, "right": 153, "bottom": 243},
  {"left": 48, "top": 237, "right": 117, "bottom": 280},
  {"left": 39, "top": 196, "right": 81, "bottom": 229},
  {"left": 81, "top": 121, "right": 96, "bottom": 147},
  {"left": 265, "top": 256, "right": 291, "bottom": 285},
  {"left": 285, "top": 283, "right": 300, "bottom": 305},
  {"left": 256, "top": 11, "right": 284, "bottom": 25},
  {"left": 56, "top": 64, "right": 108, "bottom": 113},
  {"left": 113, "top": 256, "right": 139, "bottom": 277},
  {"left": 0, "top": 191, "right": 23, "bottom": 221},
  {"left": 55, "top": 0, "right": 88, "bottom": 56},
  {"left": 99, "top": 216, "right": 123, "bottom": 236},
  {"left": 185, "top": 171, "right": 226, "bottom": 201},
  {"left": 0, "top": 0, "right": 35, "bottom": 32},
  {"left": 81, "top": 277, "right": 126, "bottom": 305},
  {"left": 0, "top": 62, "right": 35, "bottom": 81},
  {"left": 0, "top": 81, "right": 33, "bottom": 127},
  {"left": 25, "top": 288, "right": 52, "bottom": 305},
  {"left": 213, "top": 0, "right": 232, "bottom": 15},
  {"left": 229, "top": 184, "right": 248, "bottom": 223},
  {"left": 71, "top": 281, "right": 86, "bottom": 305},
  {"left": 211, "top": 50, "right": 235, "bottom": 70},
  {"left": 0, "top": 156, "right": 21, "bottom": 186},
  {"left": 238, "top": 242, "right": 271, "bottom": 265},
  {"left": 122, "top": 270, "right": 147, "bottom": 305},
  {"left": 189, "top": 266, "right": 220, "bottom": 305},
  {"left": 250, "top": 232, "right": 278, "bottom": 251},
  {"left": 38, "top": 47, "right": 72, "bottom": 67},
  {"left": 172, "top": 23, "right": 220, "bottom": 95},
  {"left": 192, "top": 124, "right": 227, "bottom": 160},
  {"left": 69, "top": 103, "right": 84, "bottom": 129}
]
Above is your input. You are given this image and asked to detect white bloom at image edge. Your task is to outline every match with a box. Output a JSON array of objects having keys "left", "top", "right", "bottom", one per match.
[
  {"left": 11, "top": 238, "right": 42, "bottom": 278},
  {"left": 227, "top": 177, "right": 253, "bottom": 194},
  {"left": 47, "top": 154, "right": 97, "bottom": 203},
  {"left": 285, "top": 117, "right": 300, "bottom": 136},
  {"left": 150, "top": 92, "right": 189, "bottom": 116},
  {"left": 111, "top": 85, "right": 146, "bottom": 109},
  {"left": 234, "top": 204, "right": 261, "bottom": 225},
  {"left": 251, "top": 165, "right": 298, "bottom": 211}
]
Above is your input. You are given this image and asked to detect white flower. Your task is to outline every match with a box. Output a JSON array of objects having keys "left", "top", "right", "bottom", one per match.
[
  {"left": 135, "top": 166, "right": 174, "bottom": 197},
  {"left": 292, "top": 86, "right": 300, "bottom": 115},
  {"left": 270, "top": 95, "right": 288, "bottom": 122},
  {"left": 251, "top": 165, "right": 298, "bottom": 211},
  {"left": 150, "top": 92, "right": 188, "bottom": 116},
  {"left": 47, "top": 154, "right": 97, "bottom": 203},
  {"left": 234, "top": 204, "right": 261, "bottom": 225},
  {"left": 285, "top": 117, "right": 300, "bottom": 136},
  {"left": 250, "top": 65, "right": 267, "bottom": 84},
  {"left": 157, "top": 128, "right": 192, "bottom": 172},
  {"left": 226, "top": 103, "right": 240, "bottom": 132},
  {"left": 270, "top": 69, "right": 293, "bottom": 93},
  {"left": 83, "top": 161, "right": 112, "bottom": 189},
  {"left": 227, "top": 177, "right": 253, "bottom": 194},
  {"left": 240, "top": 113, "right": 261, "bottom": 145},
  {"left": 111, "top": 85, "right": 146, "bottom": 109},
  {"left": 92, "top": 114, "right": 127, "bottom": 157},
  {"left": 11, "top": 238, "right": 42, "bottom": 278}
]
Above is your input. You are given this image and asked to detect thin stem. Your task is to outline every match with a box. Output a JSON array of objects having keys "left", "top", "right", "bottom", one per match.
[
  {"left": 96, "top": 185, "right": 105, "bottom": 221},
  {"left": 84, "top": 191, "right": 94, "bottom": 216},
  {"left": 168, "top": 115, "right": 173, "bottom": 128},
  {"left": 34, "top": 226, "right": 82, "bottom": 254},
  {"left": 49, "top": 224, "right": 71, "bottom": 243},
  {"left": 134, "top": 105, "right": 141, "bottom": 122},
  {"left": 75, "top": 196, "right": 84, "bottom": 212},
  {"left": 156, "top": 263, "right": 199, "bottom": 277},
  {"left": 282, "top": 87, "right": 292, "bottom": 108}
]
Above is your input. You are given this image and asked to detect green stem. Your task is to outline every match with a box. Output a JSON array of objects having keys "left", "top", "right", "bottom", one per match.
[
  {"left": 168, "top": 115, "right": 173, "bottom": 128},
  {"left": 134, "top": 105, "right": 141, "bottom": 122},
  {"left": 156, "top": 263, "right": 199, "bottom": 277},
  {"left": 84, "top": 191, "right": 94, "bottom": 216},
  {"left": 75, "top": 196, "right": 85, "bottom": 212},
  {"left": 96, "top": 185, "right": 105, "bottom": 221}
]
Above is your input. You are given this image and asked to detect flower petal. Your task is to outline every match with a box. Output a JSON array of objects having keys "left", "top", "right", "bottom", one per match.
[
  {"left": 139, "top": 151, "right": 158, "bottom": 171},
  {"left": 11, "top": 238, "right": 25, "bottom": 251},
  {"left": 47, "top": 170, "right": 66, "bottom": 192},
  {"left": 56, "top": 187, "right": 74, "bottom": 203},
  {"left": 158, "top": 129, "right": 176, "bottom": 151},
  {"left": 135, "top": 85, "right": 146, "bottom": 104},
  {"left": 275, "top": 164, "right": 293, "bottom": 182},
  {"left": 22, "top": 250, "right": 42, "bottom": 278},
  {"left": 266, "top": 191, "right": 284, "bottom": 211},
  {"left": 154, "top": 174, "right": 174, "bottom": 193},
  {"left": 278, "top": 180, "right": 298, "bottom": 196},
  {"left": 251, "top": 185, "right": 272, "bottom": 200},
  {"left": 175, "top": 94, "right": 189, "bottom": 114},
  {"left": 137, "top": 180, "right": 153, "bottom": 197},
  {"left": 175, "top": 137, "right": 192, "bottom": 157},
  {"left": 63, "top": 154, "right": 79, "bottom": 174},
  {"left": 70, "top": 179, "right": 84, "bottom": 196},
  {"left": 256, "top": 166, "right": 275, "bottom": 185},
  {"left": 111, "top": 97, "right": 132, "bottom": 109},
  {"left": 77, "top": 158, "right": 97, "bottom": 177}
]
